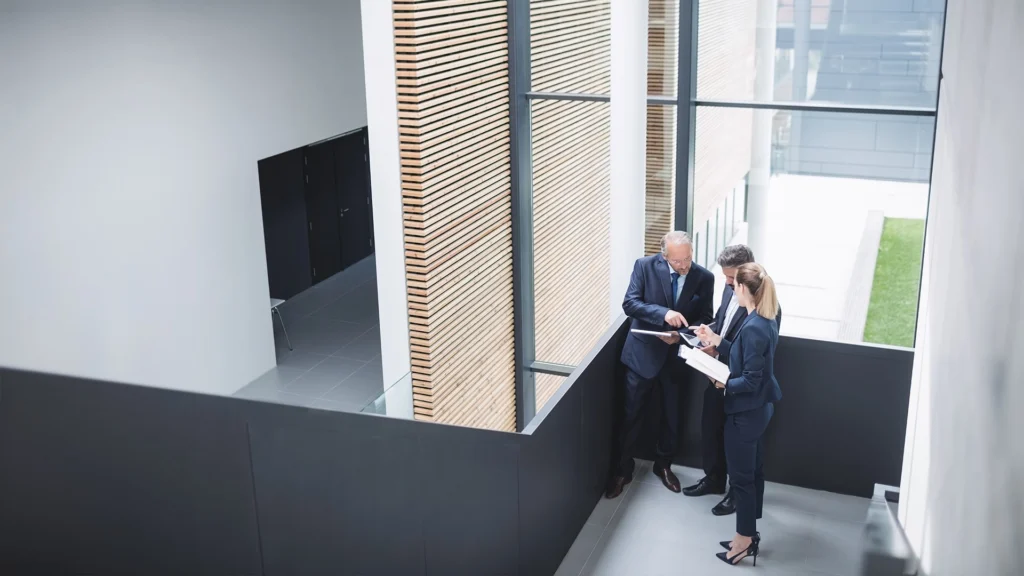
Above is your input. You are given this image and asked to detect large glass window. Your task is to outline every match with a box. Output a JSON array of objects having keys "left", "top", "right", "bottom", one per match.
[
  {"left": 694, "top": 108, "right": 932, "bottom": 344},
  {"left": 686, "top": 0, "right": 943, "bottom": 347},
  {"left": 696, "top": 0, "right": 945, "bottom": 108}
]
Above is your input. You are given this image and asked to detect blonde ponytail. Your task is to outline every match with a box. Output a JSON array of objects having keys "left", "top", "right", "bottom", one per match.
[{"left": 735, "top": 263, "right": 779, "bottom": 320}]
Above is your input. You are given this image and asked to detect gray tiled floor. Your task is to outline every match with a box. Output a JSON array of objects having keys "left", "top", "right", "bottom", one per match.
[
  {"left": 233, "top": 257, "right": 385, "bottom": 413},
  {"left": 557, "top": 461, "right": 869, "bottom": 576}
]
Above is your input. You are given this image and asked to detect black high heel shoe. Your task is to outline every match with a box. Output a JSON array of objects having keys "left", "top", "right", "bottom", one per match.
[
  {"left": 715, "top": 538, "right": 759, "bottom": 566},
  {"left": 720, "top": 532, "right": 760, "bottom": 550}
]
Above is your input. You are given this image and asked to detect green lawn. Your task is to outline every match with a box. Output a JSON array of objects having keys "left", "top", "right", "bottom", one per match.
[{"left": 863, "top": 218, "right": 926, "bottom": 347}]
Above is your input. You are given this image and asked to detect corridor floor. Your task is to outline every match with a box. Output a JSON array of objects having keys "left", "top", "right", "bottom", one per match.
[
  {"left": 233, "top": 257, "right": 385, "bottom": 413},
  {"left": 558, "top": 461, "right": 869, "bottom": 576}
]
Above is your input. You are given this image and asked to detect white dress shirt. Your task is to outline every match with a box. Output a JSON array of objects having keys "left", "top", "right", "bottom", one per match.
[{"left": 721, "top": 290, "right": 742, "bottom": 337}]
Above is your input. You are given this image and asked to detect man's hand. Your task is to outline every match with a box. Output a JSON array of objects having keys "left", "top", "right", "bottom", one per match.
[
  {"left": 664, "top": 310, "right": 688, "bottom": 328},
  {"left": 658, "top": 333, "right": 681, "bottom": 345},
  {"left": 698, "top": 345, "right": 717, "bottom": 357}
]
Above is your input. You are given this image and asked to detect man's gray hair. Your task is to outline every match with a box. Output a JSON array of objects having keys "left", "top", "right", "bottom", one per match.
[
  {"left": 660, "top": 231, "right": 693, "bottom": 255},
  {"left": 716, "top": 244, "right": 756, "bottom": 268}
]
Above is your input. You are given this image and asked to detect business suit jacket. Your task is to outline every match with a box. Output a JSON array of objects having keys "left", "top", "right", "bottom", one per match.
[
  {"left": 620, "top": 254, "right": 715, "bottom": 379},
  {"left": 724, "top": 313, "right": 783, "bottom": 415},
  {"left": 714, "top": 285, "right": 782, "bottom": 365}
]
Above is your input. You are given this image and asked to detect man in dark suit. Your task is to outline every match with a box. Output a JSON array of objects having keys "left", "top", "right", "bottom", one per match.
[
  {"left": 683, "top": 244, "right": 781, "bottom": 516},
  {"left": 606, "top": 231, "right": 715, "bottom": 498}
]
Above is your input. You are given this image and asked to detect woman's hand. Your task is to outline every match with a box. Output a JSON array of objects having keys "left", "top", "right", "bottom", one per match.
[
  {"left": 713, "top": 380, "right": 726, "bottom": 389},
  {"left": 694, "top": 324, "right": 722, "bottom": 347}
]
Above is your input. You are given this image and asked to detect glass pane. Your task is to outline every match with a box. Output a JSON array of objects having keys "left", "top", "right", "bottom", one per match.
[
  {"left": 694, "top": 106, "right": 933, "bottom": 346},
  {"left": 536, "top": 373, "right": 567, "bottom": 413},
  {"left": 531, "top": 99, "right": 612, "bottom": 365},
  {"left": 648, "top": 0, "right": 680, "bottom": 97},
  {"left": 530, "top": 0, "right": 611, "bottom": 94},
  {"left": 696, "top": 0, "right": 945, "bottom": 108},
  {"left": 645, "top": 104, "right": 678, "bottom": 255}
]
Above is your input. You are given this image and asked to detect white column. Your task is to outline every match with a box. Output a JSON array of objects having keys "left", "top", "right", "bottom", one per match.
[
  {"left": 609, "top": 0, "right": 648, "bottom": 321},
  {"left": 361, "top": 0, "right": 413, "bottom": 418},
  {"left": 898, "top": 1, "right": 1024, "bottom": 573},
  {"left": 746, "top": 0, "right": 777, "bottom": 264}
]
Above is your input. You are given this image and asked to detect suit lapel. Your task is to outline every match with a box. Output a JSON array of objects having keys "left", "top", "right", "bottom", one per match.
[
  {"left": 719, "top": 286, "right": 734, "bottom": 325},
  {"left": 656, "top": 256, "right": 674, "bottom": 307},
  {"left": 675, "top": 266, "right": 699, "bottom": 311}
]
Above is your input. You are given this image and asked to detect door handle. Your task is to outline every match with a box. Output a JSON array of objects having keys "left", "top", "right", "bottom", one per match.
[{"left": 340, "top": 208, "right": 350, "bottom": 217}]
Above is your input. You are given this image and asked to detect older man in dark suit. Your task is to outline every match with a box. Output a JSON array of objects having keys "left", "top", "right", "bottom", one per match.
[{"left": 606, "top": 231, "right": 715, "bottom": 498}]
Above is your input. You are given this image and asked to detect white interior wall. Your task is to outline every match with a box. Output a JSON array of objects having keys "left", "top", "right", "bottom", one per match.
[
  {"left": 0, "top": 0, "right": 367, "bottom": 395},
  {"left": 609, "top": 0, "right": 648, "bottom": 320},
  {"left": 359, "top": 0, "right": 413, "bottom": 414},
  {"left": 898, "top": 0, "right": 1024, "bottom": 573}
]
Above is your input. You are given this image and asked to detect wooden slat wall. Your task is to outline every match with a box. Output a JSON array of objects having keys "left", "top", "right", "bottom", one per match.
[
  {"left": 535, "top": 373, "right": 565, "bottom": 411},
  {"left": 693, "top": 0, "right": 758, "bottom": 229},
  {"left": 392, "top": 0, "right": 515, "bottom": 432},
  {"left": 530, "top": 1, "right": 612, "bottom": 412},
  {"left": 531, "top": 0, "right": 612, "bottom": 94},
  {"left": 644, "top": 0, "right": 680, "bottom": 255},
  {"left": 647, "top": 0, "right": 679, "bottom": 96}
]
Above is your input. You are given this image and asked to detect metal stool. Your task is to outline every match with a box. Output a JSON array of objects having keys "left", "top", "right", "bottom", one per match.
[{"left": 270, "top": 298, "right": 293, "bottom": 351}]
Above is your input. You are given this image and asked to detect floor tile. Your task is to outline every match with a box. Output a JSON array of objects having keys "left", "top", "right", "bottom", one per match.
[
  {"left": 321, "top": 374, "right": 384, "bottom": 407},
  {"left": 244, "top": 366, "right": 307, "bottom": 390},
  {"left": 800, "top": 516, "right": 866, "bottom": 576},
  {"left": 235, "top": 388, "right": 318, "bottom": 408},
  {"left": 311, "top": 398, "right": 366, "bottom": 413},
  {"left": 554, "top": 521, "right": 604, "bottom": 576},
  {"left": 585, "top": 491, "right": 627, "bottom": 528},
  {"left": 572, "top": 461, "right": 868, "bottom": 576},
  {"left": 332, "top": 332, "right": 382, "bottom": 362},
  {"left": 305, "top": 356, "right": 368, "bottom": 379},
  {"left": 284, "top": 370, "right": 350, "bottom": 398},
  {"left": 275, "top": 350, "right": 330, "bottom": 371}
]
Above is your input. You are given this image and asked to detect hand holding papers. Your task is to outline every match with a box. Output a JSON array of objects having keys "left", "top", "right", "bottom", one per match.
[{"left": 678, "top": 344, "right": 730, "bottom": 387}]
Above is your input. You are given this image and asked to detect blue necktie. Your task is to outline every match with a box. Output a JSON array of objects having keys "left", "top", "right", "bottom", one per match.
[{"left": 670, "top": 272, "right": 679, "bottom": 307}]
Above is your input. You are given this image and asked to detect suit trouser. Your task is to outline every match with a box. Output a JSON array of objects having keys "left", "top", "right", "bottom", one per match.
[
  {"left": 614, "top": 365, "right": 679, "bottom": 477},
  {"left": 725, "top": 402, "right": 774, "bottom": 537},
  {"left": 701, "top": 380, "right": 728, "bottom": 482}
]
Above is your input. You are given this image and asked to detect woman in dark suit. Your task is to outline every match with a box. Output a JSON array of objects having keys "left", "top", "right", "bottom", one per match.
[{"left": 695, "top": 263, "right": 782, "bottom": 566}]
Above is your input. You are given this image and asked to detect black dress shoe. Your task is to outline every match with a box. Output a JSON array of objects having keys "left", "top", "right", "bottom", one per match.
[
  {"left": 652, "top": 466, "right": 681, "bottom": 493},
  {"left": 605, "top": 475, "right": 631, "bottom": 499},
  {"left": 712, "top": 490, "right": 736, "bottom": 516},
  {"left": 682, "top": 475, "right": 726, "bottom": 497}
]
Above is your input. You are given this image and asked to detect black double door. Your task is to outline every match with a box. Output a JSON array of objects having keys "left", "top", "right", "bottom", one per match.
[
  {"left": 260, "top": 128, "right": 374, "bottom": 300},
  {"left": 303, "top": 129, "right": 374, "bottom": 286}
]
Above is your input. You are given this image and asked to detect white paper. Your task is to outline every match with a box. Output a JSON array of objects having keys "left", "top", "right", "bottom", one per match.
[{"left": 678, "top": 345, "right": 731, "bottom": 383}]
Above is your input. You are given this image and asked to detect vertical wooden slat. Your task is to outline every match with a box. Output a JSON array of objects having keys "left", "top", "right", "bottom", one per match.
[
  {"left": 530, "top": 0, "right": 612, "bottom": 94},
  {"left": 529, "top": 1, "right": 611, "bottom": 412},
  {"left": 393, "top": 0, "right": 515, "bottom": 431},
  {"left": 644, "top": 0, "right": 680, "bottom": 255}
]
